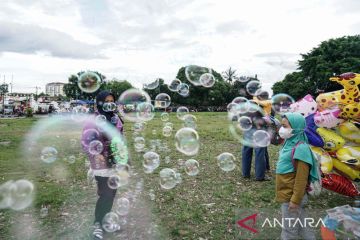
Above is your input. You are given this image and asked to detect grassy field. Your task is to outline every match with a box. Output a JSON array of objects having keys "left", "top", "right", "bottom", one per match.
[{"left": 0, "top": 113, "right": 355, "bottom": 239}]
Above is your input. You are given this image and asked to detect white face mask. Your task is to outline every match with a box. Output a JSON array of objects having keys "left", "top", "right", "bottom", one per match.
[{"left": 279, "top": 126, "right": 293, "bottom": 139}]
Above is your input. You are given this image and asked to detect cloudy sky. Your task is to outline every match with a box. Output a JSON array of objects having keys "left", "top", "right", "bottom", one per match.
[{"left": 0, "top": 0, "right": 359, "bottom": 94}]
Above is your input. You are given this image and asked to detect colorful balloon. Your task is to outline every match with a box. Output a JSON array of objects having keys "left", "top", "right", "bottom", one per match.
[
  {"left": 321, "top": 173, "right": 360, "bottom": 197},
  {"left": 314, "top": 108, "right": 345, "bottom": 129},
  {"left": 316, "top": 128, "right": 345, "bottom": 152},
  {"left": 290, "top": 94, "right": 317, "bottom": 117},
  {"left": 338, "top": 121, "right": 360, "bottom": 144},
  {"left": 329, "top": 72, "right": 360, "bottom": 121}
]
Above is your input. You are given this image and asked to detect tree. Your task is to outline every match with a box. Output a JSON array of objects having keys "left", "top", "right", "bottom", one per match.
[
  {"left": 222, "top": 67, "right": 238, "bottom": 84},
  {"left": 104, "top": 79, "right": 133, "bottom": 100},
  {"left": 272, "top": 35, "right": 360, "bottom": 100}
]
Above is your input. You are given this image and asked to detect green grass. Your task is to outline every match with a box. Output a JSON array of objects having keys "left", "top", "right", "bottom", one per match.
[{"left": 0, "top": 113, "right": 357, "bottom": 239}]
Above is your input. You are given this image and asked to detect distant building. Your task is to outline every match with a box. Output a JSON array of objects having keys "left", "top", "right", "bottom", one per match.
[{"left": 45, "top": 82, "right": 65, "bottom": 96}]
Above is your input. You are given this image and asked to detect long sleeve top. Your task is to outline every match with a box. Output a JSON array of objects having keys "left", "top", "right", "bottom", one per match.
[{"left": 275, "top": 160, "right": 310, "bottom": 205}]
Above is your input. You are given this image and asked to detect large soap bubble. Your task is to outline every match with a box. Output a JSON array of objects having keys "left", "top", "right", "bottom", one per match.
[
  {"left": 185, "top": 65, "right": 213, "bottom": 86},
  {"left": 78, "top": 71, "right": 102, "bottom": 93},
  {"left": 246, "top": 80, "right": 262, "bottom": 96},
  {"left": 217, "top": 153, "right": 236, "bottom": 172},
  {"left": 184, "top": 159, "right": 200, "bottom": 176},
  {"left": 136, "top": 102, "right": 155, "bottom": 122},
  {"left": 118, "top": 88, "right": 151, "bottom": 122},
  {"left": 143, "top": 151, "right": 160, "bottom": 173},
  {"left": 144, "top": 78, "right": 160, "bottom": 90},
  {"left": 168, "top": 79, "right": 181, "bottom": 92},
  {"left": 159, "top": 168, "right": 178, "bottom": 189},
  {"left": 199, "top": 73, "right": 215, "bottom": 88},
  {"left": 176, "top": 106, "right": 189, "bottom": 120},
  {"left": 178, "top": 83, "right": 190, "bottom": 97},
  {"left": 155, "top": 93, "right": 171, "bottom": 108},
  {"left": 175, "top": 128, "right": 200, "bottom": 156},
  {"left": 271, "top": 93, "right": 295, "bottom": 114},
  {"left": 0, "top": 180, "right": 34, "bottom": 211}
]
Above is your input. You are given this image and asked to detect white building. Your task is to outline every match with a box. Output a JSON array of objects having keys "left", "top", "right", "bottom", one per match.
[{"left": 45, "top": 82, "right": 65, "bottom": 96}]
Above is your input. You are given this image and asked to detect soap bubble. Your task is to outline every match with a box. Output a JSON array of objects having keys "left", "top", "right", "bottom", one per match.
[
  {"left": 67, "top": 155, "right": 76, "bottom": 164},
  {"left": 183, "top": 114, "right": 197, "bottom": 129},
  {"left": 175, "top": 128, "right": 199, "bottom": 156},
  {"left": 253, "top": 130, "right": 271, "bottom": 147},
  {"left": 143, "top": 151, "right": 160, "bottom": 172},
  {"left": 217, "top": 153, "right": 236, "bottom": 172},
  {"left": 133, "top": 122, "right": 145, "bottom": 132},
  {"left": 168, "top": 79, "right": 181, "bottom": 91},
  {"left": 237, "top": 76, "right": 250, "bottom": 83},
  {"left": 232, "top": 97, "right": 249, "bottom": 105},
  {"left": 110, "top": 115, "right": 119, "bottom": 124},
  {"left": 176, "top": 106, "right": 189, "bottom": 120},
  {"left": 255, "top": 90, "right": 269, "bottom": 100},
  {"left": 108, "top": 171, "right": 129, "bottom": 189},
  {"left": 118, "top": 88, "right": 151, "bottom": 122},
  {"left": 227, "top": 102, "right": 238, "bottom": 113},
  {"left": 78, "top": 71, "right": 101, "bottom": 93},
  {"left": 238, "top": 116, "right": 253, "bottom": 131},
  {"left": 246, "top": 80, "right": 262, "bottom": 96},
  {"left": 102, "top": 212, "right": 120, "bottom": 232},
  {"left": 155, "top": 93, "right": 171, "bottom": 108},
  {"left": 184, "top": 159, "right": 200, "bottom": 176},
  {"left": 164, "top": 156, "right": 171, "bottom": 164},
  {"left": 175, "top": 172, "right": 182, "bottom": 184},
  {"left": 271, "top": 93, "right": 295, "bottom": 114},
  {"left": 0, "top": 181, "right": 16, "bottom": 209},
  {"left": 136, "top": 102, "right": 155, "bottom": 122},
  {"left": 162, "top": 126, "right": 172, "bottom": 137},
  {"left": 134, "top": 137, "right": 145, "bottom": 150},
  {"left": 115, "top": 197, "right": 130, "bottom": 216},
  {"left": 9, "top": 179, "right": 35, "bottom": 210},
  {"left": 160, "top": 112, "right": 169, "bottom": 122},
  {"left": 144, "top": 78, "right": 160, "bottom": 90},
  {"left": 40, "top": 147, "right": 58, "bottom": 163},
  {"left": 164, "top": 122, "right": 174, "bottom": 129},
  {"left": 159, "top": 168, "right": 177, "bottom": 189},
  {"left": 103, "top": 102, "right": 117, "bottom": 112},
  {"left": 185, "top": 65, "right": 212, "bottom": 86},
  {"left": 95, "top": 115, "right": 107, "bottom": 127},
  {"left": 178, "top": 83, "right": 190, "bottom": 96},
  {"left": 0, "top": 180, "right": 34, "bottom": 211},
  {"left": 88, "top": 140, "right": 104, "bottom": 155},
  {"left": 199, "top": 73, "right": 215, "bottom": 88}
]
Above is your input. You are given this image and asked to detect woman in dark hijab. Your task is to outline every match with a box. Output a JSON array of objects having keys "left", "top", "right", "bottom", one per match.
[{"left": 81, "top": 90, "right": 124, "bottom": 239}]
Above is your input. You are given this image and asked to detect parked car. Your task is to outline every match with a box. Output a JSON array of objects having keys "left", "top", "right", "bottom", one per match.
[{"left": 3, "top": 104, "right": 14, "bottom": 115}]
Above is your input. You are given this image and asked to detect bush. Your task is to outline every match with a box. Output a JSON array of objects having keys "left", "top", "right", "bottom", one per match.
[{"left": 26, "top": 107, "right": 33, "bottom": 117}]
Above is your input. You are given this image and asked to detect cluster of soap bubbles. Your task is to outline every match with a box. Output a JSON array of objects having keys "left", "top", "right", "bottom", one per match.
[
  {"left": 227, "top": 97, "right": 271, "bottom": 147},
  {"left": 0, "top": 179, "right": 34, "bottom": 211},
  {"left": 227, "top": 76, "right": 295, "bottom": 147},
  {"left": 167, "top": 78, "right": 190, "bottom": 97}
]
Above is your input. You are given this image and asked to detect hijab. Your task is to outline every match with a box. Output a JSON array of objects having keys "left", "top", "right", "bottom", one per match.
[{"left": 276, "top": 112, "right": 319, "bottom": 182}]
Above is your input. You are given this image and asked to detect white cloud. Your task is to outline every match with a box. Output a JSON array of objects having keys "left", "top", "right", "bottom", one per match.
[{"left": 0, "top": 0, "right": 359, "bottom": 96}]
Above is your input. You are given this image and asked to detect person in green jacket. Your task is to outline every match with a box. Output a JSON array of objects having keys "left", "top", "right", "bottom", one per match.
[{"left": 276, "top": 112, "right": 319, "bottom": 240}]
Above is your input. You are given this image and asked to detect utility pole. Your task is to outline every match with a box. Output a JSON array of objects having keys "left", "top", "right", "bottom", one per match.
[
  {"left": 10, "top": 74, "right": 13, "bottom": 94},
  {"left": 35, "top": 86, "right": 41, "bottom": 101}
]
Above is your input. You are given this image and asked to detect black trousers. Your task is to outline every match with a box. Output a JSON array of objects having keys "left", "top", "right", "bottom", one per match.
[{"left": 94, "top": 176, "right": 117, "bottom": 223}]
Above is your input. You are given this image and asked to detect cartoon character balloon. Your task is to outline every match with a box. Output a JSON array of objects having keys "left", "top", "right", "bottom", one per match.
[
  {"left": 290, "top": 94, "right": 317, "bottom": 117},
  {"left": 314, "top": 108, "right": 345, "bottom": 129},
  {"left": 329, "top": 72, "right": 360, "bottom": 121}
]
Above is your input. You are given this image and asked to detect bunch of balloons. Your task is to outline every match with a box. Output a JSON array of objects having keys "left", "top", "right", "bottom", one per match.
[{"left": 290, "top": 72, "right": 360, "bottom": 197}]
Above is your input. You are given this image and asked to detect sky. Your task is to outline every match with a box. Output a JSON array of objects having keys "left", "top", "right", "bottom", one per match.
[{"left": 0, "top": 0, "right": 359, "bottom": 95}]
